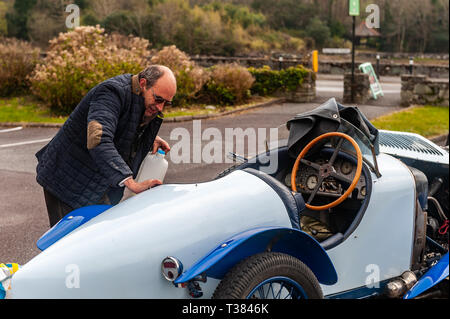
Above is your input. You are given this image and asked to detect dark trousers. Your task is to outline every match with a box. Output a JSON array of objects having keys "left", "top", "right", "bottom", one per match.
[
  {"left": 43, "top": 189, "right": 73, "bottom": 227},
  {"left": 43, "top": 188, "right": 113, "bottom": 227}
]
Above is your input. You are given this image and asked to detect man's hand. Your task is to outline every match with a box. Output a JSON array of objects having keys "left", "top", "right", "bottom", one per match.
[
  {"left": 124, "top": 178, "right": 162, "bottom": 194},
  {"left": 152, "top": 136, "right": 170, "bottom": 154}
]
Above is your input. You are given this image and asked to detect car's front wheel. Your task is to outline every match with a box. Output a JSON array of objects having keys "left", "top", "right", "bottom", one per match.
[{"left": 212, "top": 252, "right": 323, "bottom": 299}]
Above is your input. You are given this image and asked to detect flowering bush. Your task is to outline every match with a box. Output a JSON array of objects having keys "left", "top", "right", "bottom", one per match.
[
  {"left": 150, "top": 45, "right": 209, "bottom": 106},
  {"left": 203, "top": 63, "right": 254, "bottom": 105},
  {"left": 0, "top": 37, "right": 40, "bottom": 96},
  {"left": 28, "top": 26, "right": 151, "bottom": 114}
]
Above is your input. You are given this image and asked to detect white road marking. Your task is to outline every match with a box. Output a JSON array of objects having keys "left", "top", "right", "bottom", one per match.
[
  {"left": 316, "top": 79, "right": 401, "bottom": 95},
  {"left": 316, "top": 87, "right": 400, "bottom": 94},
  {"left": 0, "top": 127, "right": 23, "bottom": 133},
  {"left": 316, "top": 87, "right": 343, "bottom": 92},
  {"left": 0, "top": 138, "right": 52, "bottom": 149}
]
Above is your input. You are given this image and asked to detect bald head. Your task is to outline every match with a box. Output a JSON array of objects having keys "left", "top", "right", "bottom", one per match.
[
  {"left": 156, "top": 65, "right": 177, "bottom": 93},
  {"left": 139, "top": 65, "right": 175, "bottom": 88},
  {"left": 157, "top": 65, "right": 176, "bottom": 84},
  {"left": 138, "top": 65, "right": 177, "bottom": 117}
]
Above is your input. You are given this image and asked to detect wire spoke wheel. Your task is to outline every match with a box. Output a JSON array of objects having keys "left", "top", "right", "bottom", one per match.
[
  {"left": 212, "top": 252, "right": 323, "bottom": 299},
  {"left": 247, "top": 276, "right": 308, "bottom": 299}
]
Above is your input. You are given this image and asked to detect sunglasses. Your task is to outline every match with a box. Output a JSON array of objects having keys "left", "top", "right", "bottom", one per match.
[{"left": 151, "top": 88, "right": 172, "bottom": 107}]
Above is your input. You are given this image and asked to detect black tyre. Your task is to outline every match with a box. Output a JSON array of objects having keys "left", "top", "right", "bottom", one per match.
[{"left": 212, "top": 252, "right": 323, "bottom": 299}]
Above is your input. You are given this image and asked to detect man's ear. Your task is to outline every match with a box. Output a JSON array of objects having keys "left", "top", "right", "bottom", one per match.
[{"left": 139, "top": 78, "right": 147, "bottom": 91}]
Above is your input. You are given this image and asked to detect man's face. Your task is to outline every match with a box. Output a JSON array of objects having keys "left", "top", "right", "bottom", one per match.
[{"left": 140, "top": 76, "right": 176, "bottom": 118}]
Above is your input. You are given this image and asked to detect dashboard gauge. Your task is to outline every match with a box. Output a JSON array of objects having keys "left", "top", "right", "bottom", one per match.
[
  {"left": 360, "top": 186, "right": 366, "bottom": 197},
  {"left": 306, "top": 175, "right": 318, "bottom": 190},
  {"left": 340, "top": 161, "right": 353, "bottom": 175}
]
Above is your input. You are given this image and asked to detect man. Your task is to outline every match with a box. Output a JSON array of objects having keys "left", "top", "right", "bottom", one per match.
[{"left": 36, "top": 65, "right": 176, "bottom": 227}]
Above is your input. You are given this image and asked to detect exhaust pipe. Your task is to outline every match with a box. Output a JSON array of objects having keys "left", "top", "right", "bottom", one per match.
[{"left": 385, "top": 271, "right": 417, "bottom": 298}]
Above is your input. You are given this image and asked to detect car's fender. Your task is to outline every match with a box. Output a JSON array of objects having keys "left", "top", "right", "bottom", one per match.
[
  {"left": 403, "top": 252, "right": 449, "bottom": 299},
  {"left": 36, "top": 205, "right": 112, "bottom": 251},
  {"left": 174, "top": 226, "right": 338, "bottom": 286}
]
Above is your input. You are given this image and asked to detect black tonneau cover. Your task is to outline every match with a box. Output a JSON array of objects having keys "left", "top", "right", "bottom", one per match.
[{"left": 286, "top": 98, "right": 379, "bottom": 157}]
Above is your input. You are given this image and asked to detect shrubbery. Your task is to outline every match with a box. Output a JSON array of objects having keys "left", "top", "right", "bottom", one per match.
[
  {"left": 150, "top": 45, "right": 210, "bottom": 106},
  {"left": 0, "top": 37, "right": 40, "bottom": 96},
  {"left": 1, "top": 25, "right": 314, "bottom": 115},
  {"left": 203, "top": 63, "right": 254, "bottom": 105},
  {"left": 249, "top": 65, "right": 313, "bottom": 96},
  {"left": 151, "top": 47, "right": 257, "bottom": 106},
  {"left": 28, "top": 26, "right": 150, "bottom": 114}
]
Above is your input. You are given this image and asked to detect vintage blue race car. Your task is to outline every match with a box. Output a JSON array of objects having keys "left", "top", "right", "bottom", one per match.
[{"left": 2, "top": 98, "right": 448, "bottom": 299}]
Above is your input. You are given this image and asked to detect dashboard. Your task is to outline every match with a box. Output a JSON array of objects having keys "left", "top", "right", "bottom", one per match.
[{"left": 285, "top": 157, "right": 367, "bottom": 201}]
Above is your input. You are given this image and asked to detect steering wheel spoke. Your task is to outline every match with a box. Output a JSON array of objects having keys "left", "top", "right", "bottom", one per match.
[
  {"left": 328, "top": 138, "right": 344, "bottom": 166},
  {"left": 329, "top": 171, "right": 354, "bottom": 185},
  {"left": 306, "top": 175, "right": 325, "bottom": 204},
  {"left": 300, "top": 159, "right": 321, "bottom": 171}
]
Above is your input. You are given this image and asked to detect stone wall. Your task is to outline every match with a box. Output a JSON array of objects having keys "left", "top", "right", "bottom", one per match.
[
  {"left": 283, "top": 71, "right": 316, "bottom": 103},
  {"left": 343, "top": 72, "right": 371, "bottom": 104},
  {"left": 318, "top": 61, "right": 449, "bottom": 79},
  {"left": 189, "top": 55, "right": 308, "bottom": 70},
  {"left": 401, "top": 75, "right": 449, "bottom": 106},
  {"left": 269, "top": 71, "right": 316, "bottom": 103},
  {"left": 39, "top": 49, "right": 449, "bottom": 78},
  {"left": 351, "top": 51, "right": 449, "bottom": 60},
  {"left": 189, "top": 56, "right": 449, "bottom": 79}
]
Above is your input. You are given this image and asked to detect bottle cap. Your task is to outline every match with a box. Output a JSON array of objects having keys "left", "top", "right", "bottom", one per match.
[{"left": 157, "top": 149, "right": 165, "bottom": 155}]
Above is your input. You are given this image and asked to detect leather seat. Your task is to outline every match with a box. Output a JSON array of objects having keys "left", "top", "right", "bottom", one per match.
[{"left": 243, "top": 168, "right": 305, "bottom": 230}]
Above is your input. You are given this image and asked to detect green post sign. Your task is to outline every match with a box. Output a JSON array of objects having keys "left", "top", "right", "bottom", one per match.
[
  {"left": 359, "top": 62, "right": 384, "bottom": 99},
  {"left": 349, "top": 0, "right": 360, "bottom": 16}
]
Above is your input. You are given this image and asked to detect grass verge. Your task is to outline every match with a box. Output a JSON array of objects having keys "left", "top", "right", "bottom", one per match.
[
  {"left": 0, "top": 95, "right": 276, "bottom": 124},
  {"left": 371, "top": 105, "right": 449, "bottom": 138},
  {"left": 0, "top": 96, "right": 67, "bottom": 123},
  {"left": 163, "top": 96, "right": 276, "bottom": 118}
]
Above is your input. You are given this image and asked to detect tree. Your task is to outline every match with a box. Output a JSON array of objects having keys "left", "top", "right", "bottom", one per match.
[
  {"left": 305, "top": 17, "right": 331, "bottom": 48},
  {"left": 426, "top": 0, "right": 449, "bottom": 52},
  {"left": 251, "top": 0, "right": 317, "bottom": 30},
  {"left": 26, "top": 0, "right": 71, "bottom": 48},
  {"left": 6, "top": 0, "right": 37, "bottom": 40},
  {"left": 0, "top": 1, "right": 9, "bottom": 36},
  {"left": 103, "top": 11, "right": 140, "bottom": 36}
]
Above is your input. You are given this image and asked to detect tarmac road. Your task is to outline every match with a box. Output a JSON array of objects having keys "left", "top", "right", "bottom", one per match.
[
  {"left": 315, "top": 74, "right": 402, "bottom": 106},
  {"left": 0, "top": 78, "right": 403, "bottom": 265}
]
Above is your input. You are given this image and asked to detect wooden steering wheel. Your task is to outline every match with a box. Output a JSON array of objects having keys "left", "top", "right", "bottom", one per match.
[{"left": 291, "top": 132, "right": 363, "bottom": 211}]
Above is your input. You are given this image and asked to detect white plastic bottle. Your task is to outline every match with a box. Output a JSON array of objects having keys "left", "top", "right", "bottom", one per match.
[{"left": 121, "top": 149, "right": 168, "bottom": 201}]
